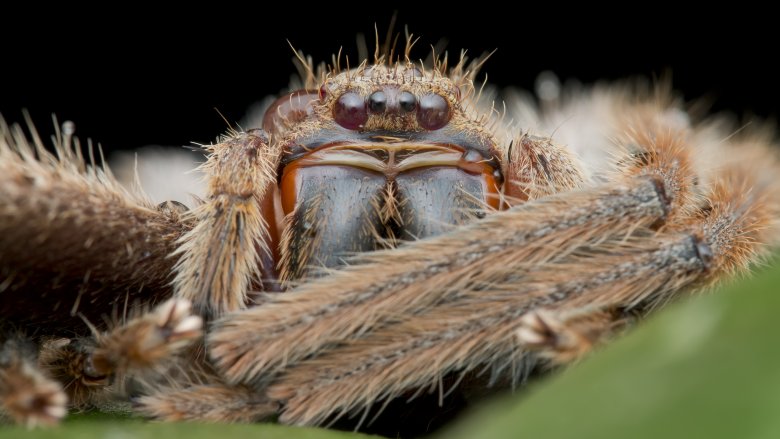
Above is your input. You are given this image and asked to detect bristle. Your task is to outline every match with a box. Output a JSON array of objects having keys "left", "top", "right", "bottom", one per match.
[
  {"left": 287, "top": 41, "right": 318, "bottom": 91},
  {"left": 277, "top": 195, "right": 323, "bottom": 283}
]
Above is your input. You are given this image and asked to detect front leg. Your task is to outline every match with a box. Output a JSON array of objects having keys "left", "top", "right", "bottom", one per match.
[{"left": 174, "top": 130, "right": 280, "bottom": 318}]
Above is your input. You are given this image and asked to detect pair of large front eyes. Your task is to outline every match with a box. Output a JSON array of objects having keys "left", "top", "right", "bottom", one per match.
[{"left": 333, "top": 91, "right": 451, "bottom": 131}]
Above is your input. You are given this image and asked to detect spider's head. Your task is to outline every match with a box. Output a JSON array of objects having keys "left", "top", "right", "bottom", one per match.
[
  {"left": 264, "top": 62, "right": 503, "bottom": 190},
  {"left": 259, "top": 60, "right": 505, "bottom": 282},
  {"left": 263, "top": 63, "right": 497, "bottom": 143}
]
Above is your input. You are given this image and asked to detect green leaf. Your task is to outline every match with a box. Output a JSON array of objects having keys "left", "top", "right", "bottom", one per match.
[{"left": 0, "top": 411, "right": 374, "bottom": 439}]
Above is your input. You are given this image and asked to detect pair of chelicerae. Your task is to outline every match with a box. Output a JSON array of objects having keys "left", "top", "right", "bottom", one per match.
[{"left": 1, "top": 47, "right": 778, "bottom": 431}]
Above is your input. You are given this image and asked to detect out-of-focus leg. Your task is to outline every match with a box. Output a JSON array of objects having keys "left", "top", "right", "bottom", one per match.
[{"left": 0, "top": 337, "right": 67, "bottom": 427}]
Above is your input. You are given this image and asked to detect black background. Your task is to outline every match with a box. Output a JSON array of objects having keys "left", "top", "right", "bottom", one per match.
[{"left": 2, "top": 7, "right": 778, "bottom": 155}]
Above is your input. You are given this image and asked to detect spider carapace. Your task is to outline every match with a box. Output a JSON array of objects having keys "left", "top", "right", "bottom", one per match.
[{"left": 259, "top": 63, "right": 504, "bottom": 288}]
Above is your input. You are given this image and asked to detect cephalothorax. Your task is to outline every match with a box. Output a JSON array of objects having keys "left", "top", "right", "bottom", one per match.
[{"left": 1, "top": 38, "right": 778, "bottom": 436}]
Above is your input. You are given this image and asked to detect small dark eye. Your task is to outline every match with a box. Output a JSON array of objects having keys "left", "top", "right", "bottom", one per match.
[
  {"left": 399, "top": 91, "right": 417, "bottom": 113},
  {"left": 333, "top": 92, "right": 368, "bottom": 130},
  {"left": 368, "top": 91, "right": 387, "bottom": 113},
  {"left": 417, "top": 93, "right": 451, "bottom": 130},
  {"left": 493, "top": 168, "right": 504, "bottom": 185}
]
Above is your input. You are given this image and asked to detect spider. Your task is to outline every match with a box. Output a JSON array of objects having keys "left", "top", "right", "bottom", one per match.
[{"left": 1, "top": 37, "right": 779, "bottom": 436}]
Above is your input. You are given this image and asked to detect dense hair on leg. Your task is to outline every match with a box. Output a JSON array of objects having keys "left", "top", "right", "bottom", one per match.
[
  {"left": 38, "top": 299, "right": 202, "bottom": 408},
  {"left": 173, "top": 130, "right": 279, "bottom": 318},
  {"left": 0, "top": 119, "right": 191, "bottom": 332}
]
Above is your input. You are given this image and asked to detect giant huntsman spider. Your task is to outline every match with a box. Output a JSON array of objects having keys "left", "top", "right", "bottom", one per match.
[{"left": 1, "top": 36, "right": 778, "bottom": 436}]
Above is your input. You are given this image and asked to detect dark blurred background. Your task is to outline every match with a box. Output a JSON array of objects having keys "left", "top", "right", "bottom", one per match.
[{"left": 2, "top": 7, "right": 777, "bottom": 154}]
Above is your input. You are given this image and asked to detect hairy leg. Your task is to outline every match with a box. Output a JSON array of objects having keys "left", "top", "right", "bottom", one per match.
[
  {"left": 173, "top": 130, "right": 280, "bottom": 318},
  {"left": 136, "top": 382, "right": 276, "bottom": 422},
  {"left": 515, "top": 307, "right": 634, "bottom": 365},
  {"left": 0, "top": 119, "right": 191, "bottom": 331},
  {"left": 0, "top": 337, "right": 66, "bottom": 427},
  {"left": 39, "top": 299, "right": 202, "bottom": 408}
]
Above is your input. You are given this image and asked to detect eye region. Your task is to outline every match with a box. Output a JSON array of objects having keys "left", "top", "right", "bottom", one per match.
[
  {"left": 333, "top": 92, "right": 368, "bottom": 130},
  {"left": 417, "top": 93, "right": 450, "bottom": 130}
]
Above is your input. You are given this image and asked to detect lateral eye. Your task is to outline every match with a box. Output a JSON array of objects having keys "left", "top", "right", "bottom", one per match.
[
  {"left": 417, "top": 93, "right": 451, "bottom": 130},
  {"left": 333, "top": 92, "right": 368, "bottom": 130},
  {"left": 262, "top": 90, "right": 319, "bottom": 135}
]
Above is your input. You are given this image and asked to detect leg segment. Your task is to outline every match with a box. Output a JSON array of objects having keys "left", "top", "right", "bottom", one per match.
[
  {"left": 502, "top": 133, "right": 587, "bottom": 203},
  {"left": 0, "top": 120, "right": 190, "bottom": 332},
  {"left": 173, "top": 130, "right": 280, "bottom": 318},
  {"left": 0, "top": 337, "right": 66, "bottom": 427},
  {"left": 136, "top": 382, "right": 276, "bottom": 422},
  {"left": 38, "top": 299, "right": 202, "bottom": 408},
  {"left": 516, "top": 307, "right": 633, "bottom": 365}
]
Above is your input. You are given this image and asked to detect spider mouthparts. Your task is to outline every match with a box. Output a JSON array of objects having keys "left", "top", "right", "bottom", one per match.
[{"left": 274, "top": 141, "right": 502, "bottom": 281}]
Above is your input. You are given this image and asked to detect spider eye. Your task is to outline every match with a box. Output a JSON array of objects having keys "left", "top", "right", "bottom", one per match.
[
  {"left": 368, "top": 91, "right": 387, "bottom": 113},
  {"left": 333, "top": 92, "right": 368, "bottom": 130},
  {"left": 262, "top": 90, "right": 318, "bottom": 135},
  {"left": 417, "top": 93, "right": 451, "bottom": 130},
  {"left": 399, "top": 91, "right": 417, "bottom": 113}
]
